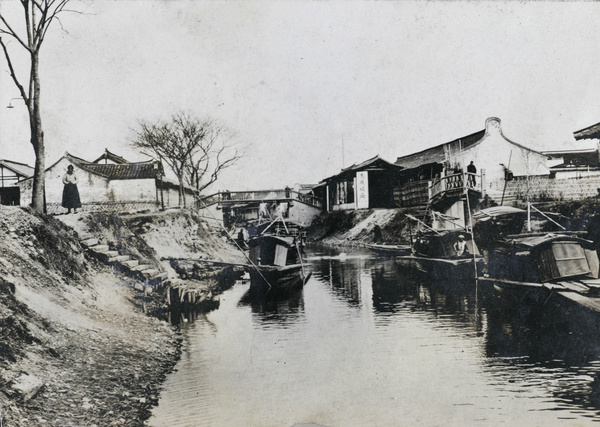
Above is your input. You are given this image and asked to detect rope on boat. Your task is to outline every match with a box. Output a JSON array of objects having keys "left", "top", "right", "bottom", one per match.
[
  {"left": 196, "top": 197, "right": 273, "bottom": 290},
  {"left": 528, "top": 203, "right": 566, "bottom": 231},
  {"left": 405, "top": 214, "right": 442, "bottom": 235}
]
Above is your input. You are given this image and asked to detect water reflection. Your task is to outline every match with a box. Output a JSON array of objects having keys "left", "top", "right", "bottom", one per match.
[
  {"left": 150, "top": 244, "right": 600, "bottom": 426},
  {"left": 238, "top": 285, "right": 306, "bottom": 327}
]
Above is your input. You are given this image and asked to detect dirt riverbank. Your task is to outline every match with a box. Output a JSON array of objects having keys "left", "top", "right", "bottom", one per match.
[
  {"left": 0, "top": 207, "right": 243, "bottom": 426},
  {"left": 305, "top": 199, "right": 600, "bottom": 247},
  {"left": 305, "top": 207, "right": 419, "bottom": 246}
]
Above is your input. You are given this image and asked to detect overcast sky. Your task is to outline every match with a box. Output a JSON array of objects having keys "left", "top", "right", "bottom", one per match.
[{"left": 1, "top": 1, "right": 600, "bottom": 191}]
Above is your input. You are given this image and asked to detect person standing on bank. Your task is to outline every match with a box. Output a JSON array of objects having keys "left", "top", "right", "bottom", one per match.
[
  {"left": 467, "top": 161, "right": 477, "bottom": 187},
  {"left": 62, "top": 165, "right": 82, "bottom": 214}
]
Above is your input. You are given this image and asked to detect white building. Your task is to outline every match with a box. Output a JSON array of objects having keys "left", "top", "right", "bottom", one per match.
[{"left": 17, "top": 150, "right": 195, "bottom": 214}]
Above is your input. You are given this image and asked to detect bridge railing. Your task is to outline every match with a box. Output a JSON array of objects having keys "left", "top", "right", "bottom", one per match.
[
  {"left": 198, "top": 189, "right": 323, "bottom": 209},
  {"left": 429, "top": 172, "right": 481, "bottom": 201}
]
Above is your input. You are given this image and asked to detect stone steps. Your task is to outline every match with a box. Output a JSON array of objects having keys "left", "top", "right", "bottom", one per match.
[
  {"left": 108, "top": 254, "right": 132, "bottom": 263},
  {"left": 78, "top": 234, "right": 168, "bottom": 287},
  {"left": 121, "top": 259, "right": 139, "bottom": 268}
]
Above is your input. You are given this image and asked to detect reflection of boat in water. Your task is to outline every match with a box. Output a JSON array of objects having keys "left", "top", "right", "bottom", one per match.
[
  {"left": 366, "top": 243, "right": 412, "bottom": 257},
  {"left": 238, "top": 287, "right": 305, "bottom": 325},
  {"left": 397, "top": 229, "right": 485, "bottom": 281},
  {"left": 474, "top": 206, "right": 600, "bottom": 306},
  {"left": 247, "top": 221, "right": 310, "bottom": 296}
]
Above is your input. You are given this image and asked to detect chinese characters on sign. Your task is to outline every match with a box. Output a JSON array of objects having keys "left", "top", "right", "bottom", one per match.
[{"left": 356, "top": 171, "right": 369, "bottom": 209}]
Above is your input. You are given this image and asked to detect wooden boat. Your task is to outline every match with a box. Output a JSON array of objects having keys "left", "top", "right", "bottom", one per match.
[
  {"left": 366, "top": 243, "right": 412, "bottom": 257},
  {"left": 396, "top": 229, "right": 485, "bottom": 281},
  {"left": 247, "top": 230, "right": 310, "bottom": 296},
  {"left": 474, "top": 205, "right": 600, "bottom": 306}
]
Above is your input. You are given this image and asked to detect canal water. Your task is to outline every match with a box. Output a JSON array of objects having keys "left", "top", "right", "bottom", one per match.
[{"left": 149, "top": 245, "right": 600, "bottom": 426}]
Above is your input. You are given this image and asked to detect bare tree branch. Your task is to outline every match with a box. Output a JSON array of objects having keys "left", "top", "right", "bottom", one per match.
[
  {"left": 132, "top": 112, "right": 245, "bottom": 207},
  {"left": 0, "top": 0, "right": 75, "bottom": 212},
  {"left": 0, "top": 13, "right": 29, "bottom": 50}
]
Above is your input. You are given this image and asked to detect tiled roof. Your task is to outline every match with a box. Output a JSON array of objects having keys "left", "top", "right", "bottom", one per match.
[
  {"left": 574, "top": 122, "right": 600, "bottom": 140},
  {"left": 79, "top": 162, "right": 162, "bottom": 180},
  {"left": 394, "top": 130, "right": 485, "bottom": 170},
  {"left": 65, "top": 152, "right": 162, "bottom": 180},
  {"left": 321, "top": 155, "right": 403, "bottom": 182},
  {"left": 92, "top": 149, "right": 130, "bottom": 164},
  {"left": 0, "top": 159, "right": 34, "bottom": 177}
]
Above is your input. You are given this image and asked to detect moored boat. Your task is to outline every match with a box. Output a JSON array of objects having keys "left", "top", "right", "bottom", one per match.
[
  {"left": 247, "top": 230, "right": 310, "bottom": 296},
  {"left": 396, "top": 229, "right": 485, "bottom": 281},
  {"left": 474, "top": 205, "right": 600, "bottom": 305},
  {"left": 366, "top": 243, "right": 412, "bottom": 257}
]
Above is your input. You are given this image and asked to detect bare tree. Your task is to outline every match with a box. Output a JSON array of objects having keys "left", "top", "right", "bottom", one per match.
[
  {"left": 132, "top": 111, "right": 242, "bottom": 208},
  {"left": 184, "top": 119, "right": 241, "bottom": 195},
  {"left": 0, "top": 0, "right": 73, "bottom": 213}
]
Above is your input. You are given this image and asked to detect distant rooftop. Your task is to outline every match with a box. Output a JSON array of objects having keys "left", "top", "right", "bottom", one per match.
[
  {"left": 92, "top": 149, "right": 130, "bottom": 164},
  {"left": 321, "top": 155, "right": 402, "bottom": 182},
  {"left": 574, "top": 122, "right": 600, "bottom": 140}
]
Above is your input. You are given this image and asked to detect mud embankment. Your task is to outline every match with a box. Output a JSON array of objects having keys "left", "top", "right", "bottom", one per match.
[
  {"left": 305, "top": 199, "right": 600, "bottom": 247},
  {"left": 0, "top": 207, "right": 244, "bottom": 426},
  {"left": 306, "top": 208, "right": 419, "bottom": 246}
]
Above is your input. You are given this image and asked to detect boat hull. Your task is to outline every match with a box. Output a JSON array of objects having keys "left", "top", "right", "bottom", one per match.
[
  {"left": 367, "top": 244, "right": 412, "bottom": 257},
  {"left": 249, "top": 264, "right": 309, "bottom": 296},
  {"left": 397, "top": 254, "right": 485, "bottom": 282}
]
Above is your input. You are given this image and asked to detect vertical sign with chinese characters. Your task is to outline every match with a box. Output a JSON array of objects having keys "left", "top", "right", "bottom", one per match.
[{"left": 356, "top": 171, "right": 369, "bottom": 209}]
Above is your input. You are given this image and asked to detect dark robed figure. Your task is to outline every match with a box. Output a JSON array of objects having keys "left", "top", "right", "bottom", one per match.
[{"left": 62, "top": 165, "right": 81, "bottom": 214}]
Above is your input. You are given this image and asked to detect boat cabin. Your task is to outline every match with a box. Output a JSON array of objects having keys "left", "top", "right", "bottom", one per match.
[
  {"left": 412, "top": 229, "right": 480, "bottom": 259},
  {"left": 487, "top": 234, "right": 599, "bottom": 283},
  {"left": 473, "top": 206, "right": 599, "bottom": 283},
  {"left": 248, "top": 235, "right": 301, "bottom": 267}
]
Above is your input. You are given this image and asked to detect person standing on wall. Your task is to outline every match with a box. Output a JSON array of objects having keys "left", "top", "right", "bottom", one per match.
[{"left": 62, "top": 165, "right": 82, "bottom": 214}]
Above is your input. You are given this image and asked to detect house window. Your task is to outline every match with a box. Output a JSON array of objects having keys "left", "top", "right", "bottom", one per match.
[
  {"left": 337, "top": 180, "right": 355, "bottom": 204},
  {"left": 347, "top": 179, "right": 355, "bottom": 204}
]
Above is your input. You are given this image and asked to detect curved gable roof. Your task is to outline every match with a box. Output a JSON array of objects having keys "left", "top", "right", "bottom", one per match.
[{"left": 47, "top": 152, "right": 162, "bottom": 180}]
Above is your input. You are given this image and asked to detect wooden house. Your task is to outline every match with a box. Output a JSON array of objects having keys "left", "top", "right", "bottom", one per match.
[
  {"left": 0, "top": 159, "right": 34, "bottom": 206},
  {"left": 319, "top": 156, "right": 404, "bottom": 211}
]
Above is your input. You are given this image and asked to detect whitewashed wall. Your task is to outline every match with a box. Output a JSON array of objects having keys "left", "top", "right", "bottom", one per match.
[{"left": 451, "top": 118, "right": 550, "bottom": 202}]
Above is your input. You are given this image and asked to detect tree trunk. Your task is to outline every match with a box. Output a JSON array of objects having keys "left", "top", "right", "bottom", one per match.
[
  {"left": 178, "top": 177, "right": 186, "bottom": 208},
  {"left": 30, "top": 50, "right": 45, "bottom": 213}
]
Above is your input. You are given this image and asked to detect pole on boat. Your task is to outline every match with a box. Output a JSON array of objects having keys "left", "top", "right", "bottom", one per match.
[
  {"left": 464, "top": 183, "right": 480, "bottom": 323},
  {"left": 196, "top": 195, "right": 273, "bottom": 290},
  {"left": 529, "top": 203, "right": 566, "bottom": 230},
  {"left": 405, "top": 214, "right": 442, "bottom": 235}
]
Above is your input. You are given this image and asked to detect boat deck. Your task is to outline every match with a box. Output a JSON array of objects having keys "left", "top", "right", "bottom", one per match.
[{"left": 477, "top": 276, "right": 600, "bottom": 313}]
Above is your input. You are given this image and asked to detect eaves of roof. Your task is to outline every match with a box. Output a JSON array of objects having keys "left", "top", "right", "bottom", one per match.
[
  {"left": 320, "top": 155, "right": 403, "bottom": 183},
  {"left": 394, "top": 129, "right": 485, "bottom": 170},
  {"left": 0, "top": 159, "right": 34, "bottom": 177},
  {"left": 574, "top": 122, "right": 600, "bottom": 140}
]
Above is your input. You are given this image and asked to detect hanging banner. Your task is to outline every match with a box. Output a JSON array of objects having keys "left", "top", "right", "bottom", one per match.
[{"left": 356, "top": 171, "right": 369, "bottom": 209}]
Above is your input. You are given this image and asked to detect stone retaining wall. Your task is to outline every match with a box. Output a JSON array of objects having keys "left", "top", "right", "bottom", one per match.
[{"left": 502, "top": 176, "right": 600, "bottom": 204}]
